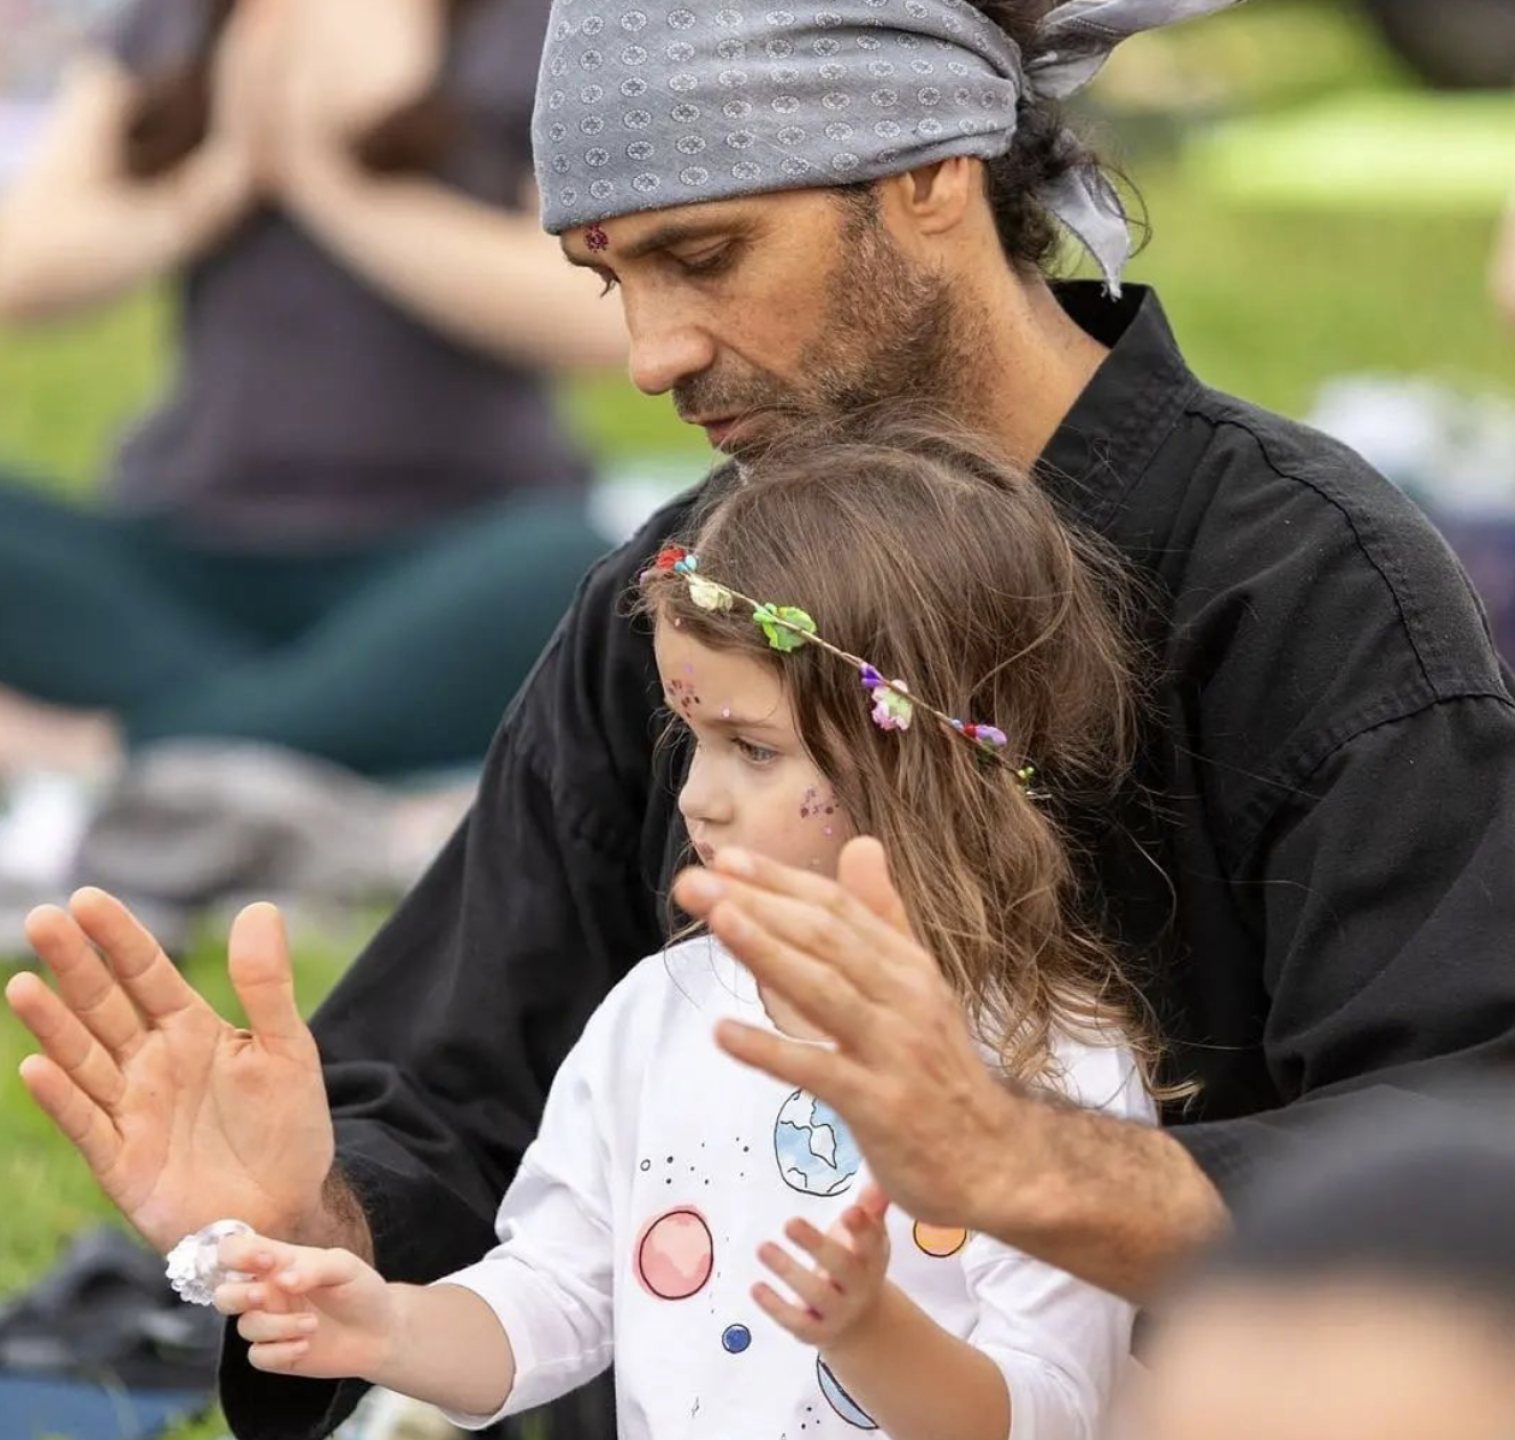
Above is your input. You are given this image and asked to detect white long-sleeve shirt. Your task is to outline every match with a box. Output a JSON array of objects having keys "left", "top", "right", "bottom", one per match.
[{"left": 438, "top": 936, "right": 1153, "bottom": 1440}]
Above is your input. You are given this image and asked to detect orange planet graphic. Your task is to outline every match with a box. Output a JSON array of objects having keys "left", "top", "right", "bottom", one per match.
[{"left": 912, "top": 1221, "right": 968, "bottom": 1258}]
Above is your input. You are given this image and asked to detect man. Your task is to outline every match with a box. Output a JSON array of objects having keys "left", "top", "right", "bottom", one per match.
[
  {"left": 7, "top": 0, "right": 1515, "bottom": 1435},
  {"left": 1136, "top": 1100, "right": 1515, "bottom": 1440}
]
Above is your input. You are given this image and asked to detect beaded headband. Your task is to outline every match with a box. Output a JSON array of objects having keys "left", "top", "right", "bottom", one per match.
[{"left": 647, "top": 545, "right": 1038, "bottom": 791}]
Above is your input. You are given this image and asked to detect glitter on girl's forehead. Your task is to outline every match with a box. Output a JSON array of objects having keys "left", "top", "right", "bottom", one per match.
[{"left": 586, "top": 224, "right": 610, "bottom": 252}]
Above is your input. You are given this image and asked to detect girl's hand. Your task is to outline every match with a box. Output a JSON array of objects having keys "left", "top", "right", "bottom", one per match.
[
  {"left": 212, "top": 1230, "right": 401, "bottom": 1380},
  {"left": 753, "top": 1190, "right": 892, "bottom": 1349}
]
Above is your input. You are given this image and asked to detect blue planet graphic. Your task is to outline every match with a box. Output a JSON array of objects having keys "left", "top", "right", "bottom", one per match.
[
  {"left": 817, "top": 1357, "right": 878, "bottom": 1429},
  {"left": 773, "top": 1090, "right": 862, "bottom": 1196},
  {"left": 721, "top": 1323, "right": 751, "bottom": 1354}
]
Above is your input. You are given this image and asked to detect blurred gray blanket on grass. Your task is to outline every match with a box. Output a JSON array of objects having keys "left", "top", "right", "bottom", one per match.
[{"left": 0, "top": 741, "right": 473, "bottom": 957}]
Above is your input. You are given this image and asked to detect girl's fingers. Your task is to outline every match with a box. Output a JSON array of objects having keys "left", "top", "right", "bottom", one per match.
[
  {"left": 273, "top": 1246, "right": 367, "bottom": 1295},
  {"left": 752, "top": 1280, "right": 822, "bottom": 1343},
  {"left": 220, "top": 1232, "right": 299, "bottom": 1275},
  {"left": 784, "top": 1219, "right": 862, "bottom": 1285},
  {"left": 247, "top": 1338, "right": 311, "bottom": 1372},
  {"left": 840, "top": 1205, "right": 889, "bottom": 1261},
  {"left": 237, "top": 1310, "right": 319, "bottom": 1345},
  {"left": 213, "top": 1280, "right": 267, "bottom": 1316},
  {"left": 758, "top": 1240, "right": 838, "bottom": 1315}
]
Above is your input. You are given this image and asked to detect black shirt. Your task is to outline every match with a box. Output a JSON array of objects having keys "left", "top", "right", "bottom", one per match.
[{"left": 221, "top": 284, "right": 1515, "bottom": 1437}]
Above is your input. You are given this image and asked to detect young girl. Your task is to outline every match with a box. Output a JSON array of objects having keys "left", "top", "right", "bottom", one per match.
[{"left": 208, "top": 418, "right": 1166, "bottom": 1439}]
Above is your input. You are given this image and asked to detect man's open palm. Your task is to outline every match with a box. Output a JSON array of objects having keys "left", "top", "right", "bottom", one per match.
[{"left": 5, "top": 892, "right": 333, "bottom": 1254}]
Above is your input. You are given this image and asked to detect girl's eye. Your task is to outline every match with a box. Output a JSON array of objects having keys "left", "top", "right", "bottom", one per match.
[
  {"left": 596, "top": 271, "right": 619, "bottom": 296},
  {"left": 734, "top": 737, "right": 778, "bottom": 765}
]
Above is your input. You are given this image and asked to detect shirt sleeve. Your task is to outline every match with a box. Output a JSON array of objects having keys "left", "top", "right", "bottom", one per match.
[
  {"left": 431, "top": 965, "right": 654, "bottom": 1430},
  {"left": 964, "top": 1040, "right": 1150, "bottom": 1440},
  {"left": 1171, "top": 691, "right": 1515, "bottom": 1196},
  {"left": 217, "top": 486, "right": 704, "bottom": 1440}
]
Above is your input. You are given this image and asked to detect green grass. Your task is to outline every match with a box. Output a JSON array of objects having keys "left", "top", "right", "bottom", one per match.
[{"left": 2, "top": 3, "right": 1513, "bottom": 1434}]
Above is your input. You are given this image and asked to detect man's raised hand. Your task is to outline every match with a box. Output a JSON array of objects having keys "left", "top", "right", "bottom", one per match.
[{"left": 5, "top": 892, "right": 335, "bottom": 1254}]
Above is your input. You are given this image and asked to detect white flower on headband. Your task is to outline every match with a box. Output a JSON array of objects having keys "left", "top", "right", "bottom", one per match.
[{"left": 688, "top": 575, "right": 734, "bottom": 611}]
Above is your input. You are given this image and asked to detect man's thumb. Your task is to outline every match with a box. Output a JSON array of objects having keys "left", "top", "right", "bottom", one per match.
[
  {"left": 838, "top": 837, "right": 913, "bottom": 938},
  {"left": 228, "top": 903, "right": 308, "bottom": 1054}
]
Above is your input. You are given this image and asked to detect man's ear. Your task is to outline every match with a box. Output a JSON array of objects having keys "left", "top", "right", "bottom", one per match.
[{"left": 879, "top": 156, "right": 980, "bottom": 241}]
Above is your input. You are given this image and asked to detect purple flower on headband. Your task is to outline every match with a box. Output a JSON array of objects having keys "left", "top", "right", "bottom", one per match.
[{"left": 859, "top": 664, "right": 884, "bottom": 690}]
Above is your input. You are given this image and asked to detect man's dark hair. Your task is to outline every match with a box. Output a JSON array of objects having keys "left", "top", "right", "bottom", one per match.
[
  {"left": 971, "top": 0, "right": 1107, "bottom": 272},
  {"left": 839, "top": 0, "right": 1139, "bottom": 277}
]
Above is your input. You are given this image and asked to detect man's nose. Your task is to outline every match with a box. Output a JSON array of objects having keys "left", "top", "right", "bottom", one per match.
[{"left": 624, "top": 298, "right": 716, "bottom": 398}]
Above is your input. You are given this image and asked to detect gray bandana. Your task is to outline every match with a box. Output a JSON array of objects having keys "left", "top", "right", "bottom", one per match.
[{"left": 534, "top": 0, "right": 1238, "bottom": 293}]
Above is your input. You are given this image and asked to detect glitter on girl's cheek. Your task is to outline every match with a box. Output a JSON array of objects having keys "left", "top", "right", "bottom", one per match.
[
  {"left": 721, "top": 706, "right": 732, "bottom": 719},
  {"left": 824, "top": 826, "right": 834, "bottom": 837}
]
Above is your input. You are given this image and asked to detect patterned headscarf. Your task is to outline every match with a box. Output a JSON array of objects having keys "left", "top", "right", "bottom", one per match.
[{"left": 533, "top": 0, "right": 1241, "bottom": 293}]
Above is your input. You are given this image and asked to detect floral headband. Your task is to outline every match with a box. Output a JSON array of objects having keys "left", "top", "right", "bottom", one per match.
[{"left": 647, "top": 546, "right": 1038, "bottom": 793}]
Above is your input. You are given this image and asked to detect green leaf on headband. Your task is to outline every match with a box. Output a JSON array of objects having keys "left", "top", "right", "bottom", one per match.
[{"left": 753, "top": 604, "right": 816, "bottom": 653}]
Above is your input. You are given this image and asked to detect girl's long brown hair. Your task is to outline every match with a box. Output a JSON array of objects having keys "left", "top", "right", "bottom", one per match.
[
  {"left": 647, "top": 412, "right": 1180, "bottom": 1097},
  {"left": 122, "top": 0, "right": 477, "bottom": 181}
]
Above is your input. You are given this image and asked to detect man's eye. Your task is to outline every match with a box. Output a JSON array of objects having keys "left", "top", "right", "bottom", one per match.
[{"left": 678, "top": 247, "right": 733, "bottom": 277}]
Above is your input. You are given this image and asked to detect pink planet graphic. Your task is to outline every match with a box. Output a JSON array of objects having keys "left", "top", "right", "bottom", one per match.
[{"left": 634, "top": 1207, "right": 714, "bottom": 1300}]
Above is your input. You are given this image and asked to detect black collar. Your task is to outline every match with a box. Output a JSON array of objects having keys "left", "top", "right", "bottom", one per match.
[{"left": 1036, "top": 283, "right": 1202, "bottom": 536}]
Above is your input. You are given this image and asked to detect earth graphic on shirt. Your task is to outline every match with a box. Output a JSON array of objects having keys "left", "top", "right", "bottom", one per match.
[{"left": 773, "top": 1090, "right": 862, "bottom": 1196}]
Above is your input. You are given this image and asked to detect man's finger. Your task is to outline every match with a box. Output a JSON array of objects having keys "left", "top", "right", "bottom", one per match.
[
  {"left": 17, "top": 1053, "right": 122, "bottom": 1178},
  {"left": 24, "top": 905, "right": 146, "bottom": 1061},
  {"left": 227, "top": 904, "right": 311, "bottom": 1059},
  {"left": 685, "top": 851, "right": 926, "bottom": 998},
  {"left": 714, "top": 1018, "right": 868, "bottom": 1110},
  {"left": 705, "top": 904, "right": 870, "bottom": 1042},
  {"left": 5, "top": 971, "right": 125, "bottom": 1110},
  {"left": 70, "top": 888, "right": 201, "bottom": 1024},
  {"left": 838, "top": 837, "right": 915, "bottom": 939}
]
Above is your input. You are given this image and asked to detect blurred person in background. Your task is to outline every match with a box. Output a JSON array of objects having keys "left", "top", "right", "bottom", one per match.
[
  {"left": 0, "top": 0, "right": 626, "bottom": 782},
  {"left": 1136, "top": 1101, "right": 1515, "bottom": 1440}
]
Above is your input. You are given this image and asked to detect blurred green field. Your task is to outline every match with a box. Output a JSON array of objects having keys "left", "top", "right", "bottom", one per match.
[{"left": 1, "top": 1, "right": 1512, "bottom": 1435}]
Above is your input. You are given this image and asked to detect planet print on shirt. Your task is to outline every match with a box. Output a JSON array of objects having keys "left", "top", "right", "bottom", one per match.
[
  {"left": 634, "top": 1208, "right": 714, "bottom": 1300},
  {"left": 774, "top": 1091, "right": 862, "bottom": 1196},
  {"left": 721, "top": 1323, "right": 752, "bottom": 1354},
  {"left": 817, "top": 1357, "right": 878, "bottom": 1429},
  {"left": 912, "top": 1221, "right": 969, "bottom": 1258}
]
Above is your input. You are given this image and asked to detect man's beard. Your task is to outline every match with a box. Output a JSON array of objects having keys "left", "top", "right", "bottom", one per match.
[{"left": 673, "top": 201, "right": 967, "bottom": 457}]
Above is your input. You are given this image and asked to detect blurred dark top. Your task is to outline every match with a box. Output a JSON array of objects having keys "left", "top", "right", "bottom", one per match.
[{"left": 103, "top": 0, "right": 590, "bottom": 547}]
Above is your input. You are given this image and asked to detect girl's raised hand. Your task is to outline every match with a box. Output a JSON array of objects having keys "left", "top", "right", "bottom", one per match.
[
  {"left": 213, "top": 1230, "right": 399, "bottom": 1380},
  {"left": 753, "top": 1190, "right": 892, "bottom": 1349}
]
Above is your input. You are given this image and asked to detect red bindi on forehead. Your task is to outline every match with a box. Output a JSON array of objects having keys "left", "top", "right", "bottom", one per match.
[{"left": 586, "top": 224, "right": 610, "bottom": 253}]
